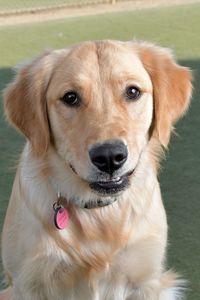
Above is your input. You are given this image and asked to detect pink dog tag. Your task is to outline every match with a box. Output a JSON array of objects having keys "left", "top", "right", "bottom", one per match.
[{"left": 53, "top": 203, "right": 69, "bottom": 230}]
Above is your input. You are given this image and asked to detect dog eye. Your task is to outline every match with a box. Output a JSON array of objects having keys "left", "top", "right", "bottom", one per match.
[
  {"left": 61, "top": 91, "right": 80, "bottom": 107},
  {"left": 125, "top": 86, "right": 141, "bottom": 101}
]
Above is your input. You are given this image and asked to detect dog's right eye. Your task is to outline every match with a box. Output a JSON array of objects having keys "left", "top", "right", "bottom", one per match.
[
  {"left": 61, "top": 91, "right": 80, "bottom": 107},
  {"left": 125, "top": 86, "right": 141, "bottom": 101}
]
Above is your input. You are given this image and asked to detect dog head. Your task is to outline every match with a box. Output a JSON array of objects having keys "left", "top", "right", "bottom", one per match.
[{"left": 4, "top": 41, "right": 192, "bottom": 208}]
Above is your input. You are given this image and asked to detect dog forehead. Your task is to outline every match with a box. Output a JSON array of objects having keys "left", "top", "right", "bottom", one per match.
[
  {"left": 96, "top": 42, "right": 152, "bottom": 84},
  {"left": 47, "top": 41, "right": 152, "bottom": 101},
  {"left": 51, "top": 42, "right": 99, "bottom": 84},
  {"left": 55, "top": 41, "right": 150, "bottom": 81}
]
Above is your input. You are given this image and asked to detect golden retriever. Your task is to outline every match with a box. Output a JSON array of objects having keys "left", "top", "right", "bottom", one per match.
[{"left": 0, "top": 40, "right": 192, "bottom": 300}]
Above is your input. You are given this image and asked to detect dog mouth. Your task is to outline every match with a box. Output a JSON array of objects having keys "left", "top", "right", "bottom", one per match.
[
  {"left": 89, "top": 170, "right": 134, "bottom": 195},
  {"left": 69, "top": 165, "right": 134, "bottom": 208}
]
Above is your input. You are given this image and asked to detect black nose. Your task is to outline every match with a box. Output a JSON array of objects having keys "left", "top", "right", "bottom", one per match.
[{"left": 89, "top": 140, "right": 128, "bottom": 174}]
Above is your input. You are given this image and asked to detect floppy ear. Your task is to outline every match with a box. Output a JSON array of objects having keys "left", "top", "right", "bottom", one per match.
[
  {"left": 4, "top": 52, "right": 55, "bottom": 156},
  {"left": 137, "top": 43, "right": 192, "bottom": 147}
]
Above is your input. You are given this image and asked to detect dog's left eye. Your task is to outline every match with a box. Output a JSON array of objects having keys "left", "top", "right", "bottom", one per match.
[
  {"left": 61, "top": 91, "right": 80, "bottom": 107},
  {"left": 125, "top": 86, "right": 142, "bottom": 101}
]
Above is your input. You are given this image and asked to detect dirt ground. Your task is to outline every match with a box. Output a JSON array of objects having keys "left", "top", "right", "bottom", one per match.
[{"left": 0, "top": 0, "right": 200, "bottom": 26}]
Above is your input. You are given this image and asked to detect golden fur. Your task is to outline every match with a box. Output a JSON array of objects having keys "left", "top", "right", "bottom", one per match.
[{"left": 0, "top": 41, "right": 192, "bottom": 300}]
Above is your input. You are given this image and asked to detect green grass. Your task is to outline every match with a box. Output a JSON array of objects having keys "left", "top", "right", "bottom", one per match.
[
  {"left": 0, "top": 3, "right": 200, "bottom": 299},
  {"left": 1, "top": 3, "right": 200, "bottom": 67},
  {"left": 0, "top": 0, "right": 98, "bottom": 12}
]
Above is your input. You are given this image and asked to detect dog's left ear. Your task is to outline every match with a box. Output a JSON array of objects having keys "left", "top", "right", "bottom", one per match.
[
  {"left": 4, "top": 52, "right": 57, "bottom": 156},
  {"left": 137, "top": 43, "right": 192, "bottom": 147}
]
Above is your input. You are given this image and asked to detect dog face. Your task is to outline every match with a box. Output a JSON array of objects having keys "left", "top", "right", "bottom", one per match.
[
  {"left": 46, "top": 42, "right": 153, "bottom": 198},
  {"left": 4, "top": 41, "right": 192, "bottom": 208}
]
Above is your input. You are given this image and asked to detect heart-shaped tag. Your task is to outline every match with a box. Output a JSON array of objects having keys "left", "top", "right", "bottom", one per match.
[{"left": 53, "top": 204, "right": 69, "bottom": 230}]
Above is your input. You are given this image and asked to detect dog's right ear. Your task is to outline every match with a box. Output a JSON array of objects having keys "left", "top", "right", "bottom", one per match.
[
  {"left": 137, "top": 43, "right": 192, "bottom": 148},
  {"left": 4, "top": 52, "right": 57, "bottom": 156}
]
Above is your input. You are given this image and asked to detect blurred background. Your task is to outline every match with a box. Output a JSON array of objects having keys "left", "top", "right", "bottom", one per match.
[{"left": 0, "top": 0, "right": 200, "bottom": 299}]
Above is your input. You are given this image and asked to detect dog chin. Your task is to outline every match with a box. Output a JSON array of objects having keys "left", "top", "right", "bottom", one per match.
[
  {"left": 83, "top": 197, "right": 118, "bottom": 209},
  {"left": 68, "top": 164, "right": 134, "bottom": 208},
  {"left": 83, "top": 172, "right": 132, "bottom": 209},
  {"left": 67, "top": 187, "right": 125, "bottom": 209}
]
